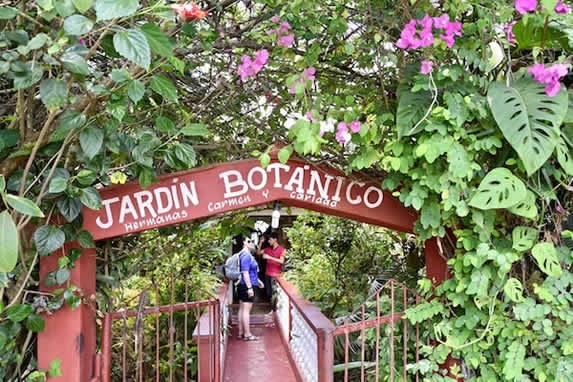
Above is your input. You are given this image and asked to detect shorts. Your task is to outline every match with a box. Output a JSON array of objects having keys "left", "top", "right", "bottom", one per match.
[{"left": 237, "top": 283, "right": 255, "bottom": 303}]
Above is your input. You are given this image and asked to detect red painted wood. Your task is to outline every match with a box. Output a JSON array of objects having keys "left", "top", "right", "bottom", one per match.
[
  {"left": 224, "top": 324, "right": 300, "bottom": 382},
  {"left": 424, "top": 237, "right": 448, "bottom": 284},
  {"left": 82, "top": 158, "right": 418, "bottom": 240},
  {"left": 38, "top": 244, "right": 96, "bottom": 382}
]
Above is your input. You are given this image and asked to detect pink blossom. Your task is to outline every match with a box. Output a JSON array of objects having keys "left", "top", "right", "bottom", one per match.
[
  {"left": 305, "top": 110, "right": 318, "bottom": 122},
  {"left": 237, "top": 49, "right": 269, "bottom": 81},
  {"left": 555, "top": 0, "right": 570, "bottom": 13},
  {"left": 396, "top": 14, "right": 462, "bottom": 50},
  {"left": 420, "top": 60, "right": 433, "bottom": 74},
  {"left": 504, "top": 21, "right": 517, "bottom": 44},
  {"left": 278, "top": 22, "right": 292, "bottom": 34},
  {"left": 349, "top": 120, "right": 361, "bottom": 133},
  {"left": 527, "top": 63, "right": 569, "bottom": 97},
  {"left": 271, "top": 14, "right": 280, "bottom": 23},
  {"left": 335, "top": 122, "right": 350, "bottom": 144},
  {"left": 515, "top": 0, "right": 537, "bottom": 14},
  {"left": 303, "top": 67, "right": 316, "bottom": 81},
  {"left": 278, "top": 33, "right": 294, "bottom": 47}
]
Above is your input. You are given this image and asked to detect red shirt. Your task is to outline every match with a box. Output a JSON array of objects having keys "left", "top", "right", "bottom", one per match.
[{"left": 264, "top": 245, "right": 285, "bottom": 277}]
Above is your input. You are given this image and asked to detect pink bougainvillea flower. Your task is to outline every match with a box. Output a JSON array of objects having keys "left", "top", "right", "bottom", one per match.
[
  {"left": 289, "top": 67, "right": 316, "bottom": 93},
  {"left": 303, "top": 67, "right": 316, "bottom": 81},
  {"left": 528, "top": 63, "right": 569, "bottom": 96},
  {"left": 171, "top": 2, "right": 208, "bottom": 21},
  {"left": 278, "top": 33, "right": 295, "bottom": 47},
  {"left": 503, "top": 21, "right": 517, "bottom": 44},
  {"left": 515, "top": 0, "right": 537, "bottom": 14},
  {"left": 237, "top": 49, "right": 269, "bottom": 81},
  {"left": 420, "top": 60, "right": 434, "bottom": 74},
  {"left": 305, "top": 110, "right": 318, "bottom": 122},
  {"left": 278, "top": 22, "right": 292, "bottom": 34},
  {"left": 396, "top": 14, "right": 462, "bottom": 50},
  {"left": 271, "top": 14, "right": 280, "bottom": 23},
  {"left": 335, "top": 122, "right": 350, "bottom": 144},
  {"left": 555, "top": 0, "right": 570, "bottom": 13},
  {"left": 349, "top": 120, "right": 361, "bottom": 133}
]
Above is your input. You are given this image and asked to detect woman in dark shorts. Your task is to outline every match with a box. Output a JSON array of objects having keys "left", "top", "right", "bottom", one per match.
[{"left": 237, "top": 237, "right": 264, "bottom": 341}]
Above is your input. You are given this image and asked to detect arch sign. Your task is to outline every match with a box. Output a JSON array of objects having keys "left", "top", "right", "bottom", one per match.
[
  {"left": 39, "top": 154, "right": 446, "bottom": 382},
  {"left": 83, "top": 157, "right": 418, "bottom": 240}
]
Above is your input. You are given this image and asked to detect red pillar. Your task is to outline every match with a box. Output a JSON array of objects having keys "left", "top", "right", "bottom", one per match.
[
  {"left": 38, "top": 244, "right": 97, "bottom": 382},
  {"left": 424, "top": 237, "right": 448, "bottom": 284}
]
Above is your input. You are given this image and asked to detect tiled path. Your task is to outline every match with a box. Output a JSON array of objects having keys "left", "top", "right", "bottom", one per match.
[{"left": 223, "top": 313, "right": 299, "bottom": 382}]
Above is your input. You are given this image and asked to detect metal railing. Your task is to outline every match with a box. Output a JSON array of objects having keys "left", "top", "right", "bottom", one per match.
[
  {"left": 100, "top": 282, "right": 231, "bottom": 382},
  {"left": 332, "top": 279, "right": 426, "bottom": 382},
  {"left": 275, "top": 276, "right": 336, "bottom": 382}
]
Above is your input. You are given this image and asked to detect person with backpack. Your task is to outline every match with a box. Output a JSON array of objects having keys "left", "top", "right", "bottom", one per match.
[{"left": 237, "top": 236, "right": 263, "bottom": 341}]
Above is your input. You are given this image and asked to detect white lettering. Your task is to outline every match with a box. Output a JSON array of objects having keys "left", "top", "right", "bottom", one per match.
[
  {"left": 180, "top": 181, "right": 199, "bottom": 207},
  {"left": 307, "top": 171, "right": 333, "bottom": 199},
  {"left": 346, "top": 181, "right": 365, "bottom": 205},
  {"left": 266, "top": 163, "right": 290, "bottom": 188},
  {"left": 364, "top": 186, "right": 383, "bottom": 208},
  {"left": 284, "top": 167, "right": 305, "bottom": 193},
  {"left": 133, "top": 191, "right": 157, "bottom": 219},
  {"left": 119, "top": 196, "right": 138, "bottom": 223},
  {"left": 219, "top": 170, "right": 248, "bottom": 198},
  {"left": 248, "top": 167, "right": 267, "bottom": 190},
  {"left": 332, "top": 177, "right": 345, "bottom": 202},
  {"left": 96, "top": 197, "right": 120, "bottom": 229},
  {"left": 154, "top": 187, "right": 173, "bottom": 214}
]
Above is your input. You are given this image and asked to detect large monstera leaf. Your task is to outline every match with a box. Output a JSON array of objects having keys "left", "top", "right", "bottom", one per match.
[
  {"left": 487, "top": 79, "right": 568, "bottom": 176},
  {"left": 469, "top": 167, "right": 527, "bottom": 210}
]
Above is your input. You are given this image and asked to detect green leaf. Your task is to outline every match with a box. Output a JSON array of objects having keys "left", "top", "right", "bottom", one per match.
[
  {"left": 77, "top": 230, "right": 94, "bottom": 248},
  {"left": 512, "top": 226, "right": 538, "bottom": 252},
  {"left": 26, "top": 313, "right": 46, "bottom": 332},
  {"left": 469, "top": 168, "right": 527, "bottom": 210},
  {"left": 55, "top": 268, "right": 70, "bottom": 284},
  {"left": 13, "top": 62, "right": 43, "bottom": 90},
  {"left": 155, "top": 116, "right": 177, "bottom": 135},
  {"left": 34, "top": 225, "right": 66, "bottom": 256},
  {"left": 503, "top": 341, "right": 525, "bottom": 380},
  {"left": 113, "top": 29, "right": 150, "bottom": 70},
  {"left": 278, "top": 145, "right": 293, "bottom": 164},
  {"left": 396, "top": 88, "right": 433, "bottom": 138},
  {"left": 61, "top": 52, "right": 90, "bottom": 75},
  {"left": 260, "top": 153, "right": 271, "bottom": 168},
  {"left": 75, "top": 169, "right": 97, "bottom": 186},
  {"left": 138, "top": 167, "right": 156, "bottom": 188},
  {"left": 6, "top": 304, "right": 32, "bottom": 322},
  {"left": 150, "top": 75, "right": 178, "bottom": 102},
  {"left": 127, "top": 79, "right": 145, "bottom": 103},
  {"left": 63, "top": 14, "right": 93, "bottom": 35},
  {"left": 50, "top": 110, "right": 86, "bottom": 142},
  {"left": 79, "top": 127, "right": 104, "bottom": 159},
  {"left": 565, "top": 89, "right": 573, "bottom": 124},
  {"left": 466, "top": 267, "right": 491, "bottom": 296},
  {"left": 57, "top": 197, "right": 82, "bottom": 222},
  {"left": 556, "top": 137, "right": 573, "bottom": 176},
  {"left": 508, "top": 190, "right": 537, "bottom": 219},
  {"left": 95, "top": 0, "right": 139, "bottom": 21},
  {"left": 181, "top": 123, "right": 208, "bottom": 136},
  {"left": 0, "top": 7, "right": 18, "bottom": 19},
  {"left": 40, "top": 79, "right": 68, "bottom": 110},
  {"left": 80, "top": 187, "right": 102, "bottom": 210},
  {"left": 531, "top": 242, "right": 562, "bottom": 277},
  {"left": 49, "top": 176, "right": 68, "bottom": 193},
  {"left": 0, "top": 175, "right": 5, "bottom": 193},
  {"left": 487, "top": 79, "right": 567, "bottom": 176},
  {"left": 72, "top": 0, "right": 93, "bottom": 13},
  {"left": 54, "top": 0, "right": 75, "bottom": 17},
  {"left": 139, "top": 23, "right": 174, "bottom": 58},
  {"left": 49, "top": 359, "right": 62, "bottom": 378},
  {"left": 5, "top": 194, "right": 45, "bottom": 217},
  {"left": 0, "top": 211, "right": 18, "bottom": 272},
  {"left": 504, "top": 278, "right": 524, "bottom": 302}
]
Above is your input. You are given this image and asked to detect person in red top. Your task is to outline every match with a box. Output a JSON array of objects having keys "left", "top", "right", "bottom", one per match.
[{"left": 257, "top": 232, "right": 285, "bottom": 317}]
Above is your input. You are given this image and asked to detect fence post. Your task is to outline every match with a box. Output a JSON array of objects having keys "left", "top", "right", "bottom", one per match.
[
  {"left": 317, "top": 328, "right": 334, "bottom": 382},
  {"left": 101, "top": 313, "right": 112, "bottom": 382}
]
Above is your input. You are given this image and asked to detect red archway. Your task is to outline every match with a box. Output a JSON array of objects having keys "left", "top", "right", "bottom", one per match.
[{"left": 38, "top": 156, "right": 448, "bottom": 381}]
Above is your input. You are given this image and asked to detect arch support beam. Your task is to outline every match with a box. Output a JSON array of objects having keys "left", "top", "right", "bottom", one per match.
[{"left": 38, "top": 244, "right": 96, "bottom": 381}]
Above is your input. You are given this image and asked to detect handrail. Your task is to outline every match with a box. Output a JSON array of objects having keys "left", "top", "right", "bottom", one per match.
[{"left": 276, "top": 276, "right": 335, "bottom": 382}]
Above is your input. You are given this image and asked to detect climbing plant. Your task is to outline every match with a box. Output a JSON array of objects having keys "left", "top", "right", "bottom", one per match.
[{"left": 0, "top": 0, "right": 572, "bottom": 380}]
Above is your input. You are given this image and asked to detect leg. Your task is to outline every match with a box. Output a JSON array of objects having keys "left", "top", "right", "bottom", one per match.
[
  {"left": 238, "top": 301, "right": 244, "bottom": 337},
  {"left": 265, "top": 275, "right": 273, "bottom": 301},
  {"left": 243, "top": 302, "right": 253, "bottom": 337}
]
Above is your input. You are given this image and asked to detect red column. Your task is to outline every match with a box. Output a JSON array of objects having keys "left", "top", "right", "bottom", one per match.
[
  {"left": 38, "top": 244, "right": 97, "bottom": 382},
  {"left": 424, "top": 237, "right": 448, "bottom": 284}
]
